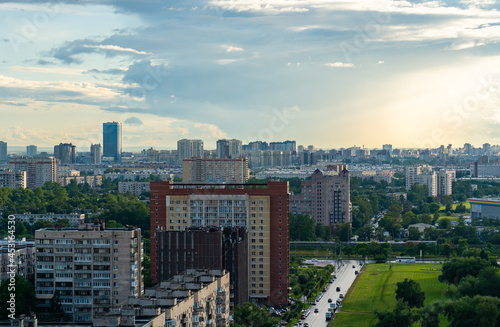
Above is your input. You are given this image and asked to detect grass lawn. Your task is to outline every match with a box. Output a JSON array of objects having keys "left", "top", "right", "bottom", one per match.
[
  {"left": 332, "top": 263, "right": 456, "bottom": 326},
  {"left": 439, "top": 202, "right": 470, "bottom": 211},
  {"left": 438, "top": 215, "right": 459, "bottom": 221}
]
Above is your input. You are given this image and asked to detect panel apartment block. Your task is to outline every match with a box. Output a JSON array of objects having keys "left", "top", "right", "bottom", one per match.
[
  {"left": 150, "top": 181, "right": 289, "bottom": 306},
  {"left": 10, "top": 157, "right": 57, "bottom": 189},
  {"left": 182, "top": 157, "right": 249, "bottom": 184},
  {"left": 35, "top": 222, "right": 143, "bottom": 322}
]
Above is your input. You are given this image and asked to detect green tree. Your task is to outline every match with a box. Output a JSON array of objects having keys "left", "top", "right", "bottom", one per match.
[
  {"left": 439, "top": 257, "right": 497, "bottom": 286},
  {"left": 395, "top": 278, "right": 425, "bottom": 308},
  {"left": 289, "top": 214, "right": 316, "bottom": 241},
  {"left": 0, "top": 275, "right": 36, "bottom": 319},
  {"left": 336, "top": 223, "right": 351, "bottom": 242},
  {"left": 408, "top": 227, "right": 421, "bottom": 241},
  {"left": 443, "top": 295, "right": 500, "bottom": 327},
  {"left": 374, "top": 300, "right": 419, "bottom": 327},
  {"left": 232, "top": 302, "right": 280, "bottom": 327}
]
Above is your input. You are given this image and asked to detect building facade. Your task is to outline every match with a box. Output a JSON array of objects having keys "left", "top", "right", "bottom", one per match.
[
  {"left": 16, "top": 212, "right": 85, "bottom": 226},
  {"left": 27, "top": 145, "right": 37, "bottom": 157},
  {"left": 35, "top": 222, "right": 143, "bottom": 322},
  {"left": 216, "top": 139, "right": 242, "bottom": 159},
  {"left": 10, "top": 157, "right": 57, "bottom": 189},
  {"left": 0, "top": 169, "right": 26, "bottom": 188},
  {"left": 157, "top": 227, "right": 248, "bottom": 307},
  {"left": 103, "top": 122, "right": 122, "bottom": 162},
  {"left": 289, "top": 169, "right": 351, "bottom": 227},
  {"left": 118, "top": 181, "right": 150, "bottom": 196},
  {"left": 0, "top": 141, "right": 7, "bottom": 162},
  {"left": 90, "top": 144, "right": 102, "bottom": 165},
  {"left": 58, "top": 175, "right": 103, "bottom": 188},
  {"left": 177, "top": 139, "right": 204, "bottom": 165},
  {"left": 54, "top": 143, "right": 77, "bottom": 164},
  {"left": 182, "top": 157, "right": 249, "bottom": 184},
  {"left": 469, "top": 198, "right": 500, "bottom": 220},
  {"left": 0, "top": 239, "right": 35, "bottom": 281},
  {"left": 150, "top": 181, "right": 289, "bottom": 306}
]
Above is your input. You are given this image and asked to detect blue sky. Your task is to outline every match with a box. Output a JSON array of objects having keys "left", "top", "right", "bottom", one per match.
[{"left": 1, "top": 0, "right": 500, "bottom": 150}]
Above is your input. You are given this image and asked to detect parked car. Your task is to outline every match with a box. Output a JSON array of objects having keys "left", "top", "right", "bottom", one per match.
[
  {"left": 339, "top": 294, "right": 344, "bottom": 298},
  {"left": 328, "top": 298, "right": 332, "bottom": 303},
  {"left": 336, "top": 287, "right": 341, "bottom": 292}
]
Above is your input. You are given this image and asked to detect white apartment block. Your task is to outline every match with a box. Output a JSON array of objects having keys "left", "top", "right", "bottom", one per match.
[
  {"left": 10, "top": 157, "right": 57, "bottom": 189},
  {"left": 35, "top": 222, "right": 143, "bottom": 322},
  {"left": 118, "top": 181, "right": 150, "bottom": 196},
  {"left": 406, "top": 165, "right": 455, "bottom": 197},
  {"left": 15, "top": 212, "right": 85, "bottom": 226}
]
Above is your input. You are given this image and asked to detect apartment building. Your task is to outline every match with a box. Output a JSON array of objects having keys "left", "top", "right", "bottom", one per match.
[
  {"left": 177, "top": 139, "right": 204, "bottom": 165},
  {"left": 54, "top": 143, "right": 77, "bottom": 164},
  {"left": 118, "top": 181, "right": 150, "bottom": 196},
  {"left": 35, "top": 221, "right": 143, "bottom": 322},
  {"left": 406, "top": 165, "right": 455, "bottom": 197},
  {"left": 150, "top": 181, "right": 289, "bottom": 306},
  {"left": 0, "top": 169, "right": 26, "bottom": 188},
  {"left": 216, "top": 139, "right": 242, "bottom": 159},
  {"left": 158, "top": 227, "right": 248, "bottom": 307},
  {"left": 182, "top": 157, "right": 249, "bottom": 184},
  {"left": 0, "top": 239, "right": 35, "bottom": 281},
  {"left": 90, "top": 144, "right": 102, "bottom": 165},
  {"left": 16, "top": 212, "right": 85, "bottom": 226},
  {"left": 10, "top": 157, "right": 57, "bottom": 189},
  {"left": 58, "top": 175, "right": 103, "bottom": 188},
  {"left": 289, "top": 169, "right": 351, "bottom": 227}
]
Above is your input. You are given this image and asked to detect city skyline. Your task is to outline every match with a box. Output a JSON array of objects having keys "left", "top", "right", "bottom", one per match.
[{"left": 2, "top": 1, "right": 500, "bottom": 148}]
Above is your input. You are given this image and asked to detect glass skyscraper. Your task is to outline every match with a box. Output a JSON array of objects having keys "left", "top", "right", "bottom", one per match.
[{"left": 103, "top": 122, "right": 122, "bottom": 162}]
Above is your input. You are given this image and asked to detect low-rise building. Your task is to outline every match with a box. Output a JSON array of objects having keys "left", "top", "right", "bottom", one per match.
[
  {"left": 58, "top": 175, "right": 103, "bottom": 188},
  {"left": 15, "top": 212, "right": 85, "bottom": 226},
  {"left": 119, "top": 182, "right": 150, "bottom": 196},
  {"left": 469, "top": 198, "right": 500, "bottom": 220}
]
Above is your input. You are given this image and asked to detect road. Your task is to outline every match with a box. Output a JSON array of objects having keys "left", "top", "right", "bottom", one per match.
[{"left": 299, "top": 259, "right": 362, "bottom": 327}]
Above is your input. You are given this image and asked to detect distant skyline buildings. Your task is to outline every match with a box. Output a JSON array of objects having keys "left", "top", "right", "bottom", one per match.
[
  {"left": 103, "top": 122, "right": 122, "bottom": 162},
  {"left": 54, "top": 143, "right": 77, "bottom": 164},
  {"left": 0, "top": 141, "right": 6, "bottom": 162},
  {"left": 26, "top": 145, "right": 37, "bottom": 157},
  {"left": 90, "top": 143, "right": 102, "bottom": 165}
]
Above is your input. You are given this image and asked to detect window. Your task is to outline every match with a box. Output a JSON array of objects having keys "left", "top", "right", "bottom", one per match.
[{"left": 113, "top": 249, "right": 118, "bottom": 253}]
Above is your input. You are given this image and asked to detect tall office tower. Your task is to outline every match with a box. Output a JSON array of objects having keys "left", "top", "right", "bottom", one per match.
[
  {"left": 289, "top": 169, "right": 351, "bottom": 227},
  {"left": 216, "top": 139, "right": 242, "bottom": 159},
  {"left": 0, "top": 141, "right": 7, "bottom": 162},
  {"left": 35, "top": 221, "right": 143, "bottom": 322},
  {"left": 150, "top": 180, "right": 289, "bottom": 306},
  {"left": 54, "top": 143, "right": 77, "bottom": 164},
  {"left": 27, "top": 145, "right": 37, "bottom": 157},
  {"left": 103, "top": 122, "right": 122, "bottom": 162},
  {"left": 10, "top": 157, "right": 57, "bottom": 189},
  {"left": 182, "top": 157, "right": 249, "bottom": 184},
  {"left": 90, "top": 143, "right": 102, "bottom": 164},
  {"left": 177, "top": 139, "right": 204, "bottom": 165},
  {"left": 158, "top": 226, "right": 248, "bottom": 307}
]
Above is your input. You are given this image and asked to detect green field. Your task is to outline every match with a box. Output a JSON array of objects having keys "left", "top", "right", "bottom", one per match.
[
  {"left": 332, "top": 263, "right": 455, "bottom": 327},
  {"left": 439, "top": 202, "right": 470, "bottom": 211}
]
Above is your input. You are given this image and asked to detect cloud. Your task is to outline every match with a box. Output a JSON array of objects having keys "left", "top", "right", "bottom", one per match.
[
  {"left": 85, "top": 68, "right": 128, "bottom": 75},
  {"left": 82, "top": 44, "right": 151, "bottom": 55},
  {"left": 221, "top": 44, "right": 244, "bottom": 52},
  {"left": 447, "top": 40, "right": 486, "bottom": 50},
  {"left": 10, "top": 66, "right": 86, "bottom": 75},
  {"left": 378, "top": 60, "right": 385, "bottom": 64},
  {"left": 124, "top": 116, "right": 143, "bottom": 125},
  {"left": 325, "top": 62, "right": 355, "bottom": 68}
]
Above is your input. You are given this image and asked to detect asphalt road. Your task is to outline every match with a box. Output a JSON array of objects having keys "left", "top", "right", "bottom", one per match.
[{"left": 299, "top": 259, "right": 362, "bottom": 327}]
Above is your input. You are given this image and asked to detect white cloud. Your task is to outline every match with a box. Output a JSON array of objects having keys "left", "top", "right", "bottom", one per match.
[
  {"left": 83, "top": 44, "right": 151, "bottom": 55},
  {"left": 325, "top": 62, "right": 355, "bottom": 68},
  {"left": 221, "top": 44, "right": 244, "bottom": 52},
  {"left": 216, "top": 58, "right": 244, "bottom": 65},
  {"left": 10, "top": 66, "right": 86, "bottom": 75},
  {"left": 378, "top": 60, "right": 385, "bottom": 64},
  {"left": 447, "top": 40, "right": 486, "bottom": 50}
]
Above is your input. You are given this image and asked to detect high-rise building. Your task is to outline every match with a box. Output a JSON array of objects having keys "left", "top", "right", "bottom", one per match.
[
  {"left": 289, "top": 169, "right": 351, "bottom": 227},
  {"left": 54, "top": 143, "right": 77, "bottom": 164},
  {"left": 90, "top": 143, "right": 102, "bottom": 164},
  {"left": 35, "top": 221, "right": 143, "bottom": 322},
  {"left": 150, "top": 180, "right": 289, "bottom": 306},
  {"left": 27, "top": 145, "right": 37, "bottom": 157},
  {"left": 182, "top": 157, "right": 249, "bottom": 184},
  {"left": 103, "top": 122, "right": 122, "bottom": 162},
  {"left": 0, "top": 141, "right": 7, "bottom": 162},
  {"left": 0, "top": 169, "right": 26, "bottom": 188},
  {"left": 406, "top": 165, "right": 455, "bottom": 197},
  {"left": 216, "top": 139, "right": 242, "bottom": 159},
  {"left": 177, "top": 139, "right": 204, "bottom": 165},
  {"left": 437, "top": 170, "right": 455, "bottom": 196},
  {"left": 158, "top": 226, "right": 248, "bottom": 307},
  {"left": 382, "top": 144, "right": 393, "bottom": 155},
  {"left": 10, "top": 157, "right": 57, "bottom": 189},
  {"left": 269, "top": 140, "right": 296, "bottom": 152}
]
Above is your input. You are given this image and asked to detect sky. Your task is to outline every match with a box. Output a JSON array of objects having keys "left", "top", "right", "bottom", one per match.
[{"left": 2, "top": 0, "right": 500, "bottom": 151}]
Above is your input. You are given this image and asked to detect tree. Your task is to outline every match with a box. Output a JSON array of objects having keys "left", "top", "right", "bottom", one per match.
[
  {"left": 443, "top": 295, "right": 500, "bottom": 327},
  {"left": 439, "top": 257, "right": 496, "bottom": 286},
  {"left": 423, "top": 227, "right": 438, "bottom": 241},
  {"left": 232, "top": 302, "right": 280, "bottom": 327},
  {"left": 408, "top": 227, "right": 422, "bottom": 241},
  {"left": 374, "top": 300, "right": 419, "bottom": 327},
  {"left": 0, "top": 275, "right": 36, "bottom": 319},
  {"left": 438, "top": 218, "right": 451, "bottom": 230},
  {"left": 336, "top": 223, "right": 351, "bottom": 242},
  {"left": 289, "top": 214, "right": 316, "bottom": 241},
  {"left": 357, "top": 224, "right": 373, "bottom": 242},
  {"left": 395, "top": 278, "right": 425, "bottom": 308}
]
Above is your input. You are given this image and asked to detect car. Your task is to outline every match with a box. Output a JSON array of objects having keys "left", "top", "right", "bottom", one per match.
[
  {"left": 314, "top": 308, "right": 319, "bottom": 313},
  {"left": 336, "top": 287, "right": 341, "bottom": 292},
  {"left": 355, "top": 270, "right": 358, "bottom": 275},
  {"left": 339, "top": 293, "right": 344, "bottom": 298},
  {"left": 333, "top": 275, "right": 337, "bottom": 279},
  {"left": 304, "top": 323, "right": 309, "bottom": 327},
  {"left": 323, "top": 287, "right": 327, "bottom": 292},
  {"left": 328, "top": 298, "right": 332, "bottom": 303},
  {"left": 298, "top": 322, "right": 303, "bottom": 326},
  {"left": 311, "top": 258, "right": 318, "bottom": 262},
  {"left": 352, "top": 265, "right": 355, "bottom": 268}
]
